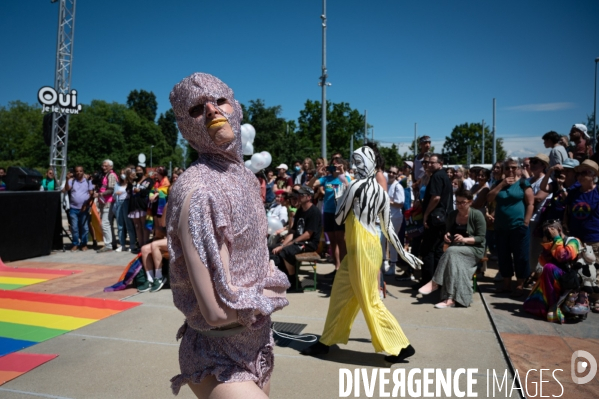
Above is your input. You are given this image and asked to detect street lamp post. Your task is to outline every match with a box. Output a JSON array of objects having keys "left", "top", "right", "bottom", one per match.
[
  {"left": 594, "top": 57, "right": 599, "bottom": 144},
  {"left": 150, "top": 145, "right": 154, "bottom": 168}
]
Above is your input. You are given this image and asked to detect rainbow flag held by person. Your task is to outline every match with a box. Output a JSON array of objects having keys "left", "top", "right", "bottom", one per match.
[
  {"left": 103, "top": 254, "right": 143, "bottom": 292},
  {"left": 0, "top": 291, "right": 141, "bottom": 357}
]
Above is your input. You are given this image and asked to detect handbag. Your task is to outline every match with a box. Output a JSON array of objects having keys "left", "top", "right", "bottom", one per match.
[{"left": 430, "top": 207, "right": 446, "bottom": 227}]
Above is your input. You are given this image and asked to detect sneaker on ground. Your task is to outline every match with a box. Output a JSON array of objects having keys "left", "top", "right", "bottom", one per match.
[
  {"left": 115, "top": 246, "right": 123, "bottom": 252},
  {"left": 137, "top": 281, "right": 151, "bottom": 293},
  {"left": 150, "top": 277, "right": 167, "bottom": 293},
  {"left": 96, "top": 247, "right": 112, "bottom": 253},
  {"left": 383, "top": 260, "right": 390, "bottom": 272}
]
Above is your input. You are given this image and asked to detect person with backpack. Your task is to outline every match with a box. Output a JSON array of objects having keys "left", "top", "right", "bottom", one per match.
[{"left": 487, "top": 158, "right": 534, "bottom": 297}]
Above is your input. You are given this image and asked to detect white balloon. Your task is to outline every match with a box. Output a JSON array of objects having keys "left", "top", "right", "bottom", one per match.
[
  {"left": 267, "top": 216, "right": 284, "bottom": 235},
  {"left": 260, "top": 151, "right": 272, "bottom": 168},
  {"left": 243, "top": 142, "right": 254, "bottom": 156},
  {"left": 244, "top": 124, "right": 256, "bottom": 142},
  {"left": 245, "top": 159, "right": 260, "bottom": 173},
  {"left": 251, "top": 152, "right": 266, "bottom": 170}
]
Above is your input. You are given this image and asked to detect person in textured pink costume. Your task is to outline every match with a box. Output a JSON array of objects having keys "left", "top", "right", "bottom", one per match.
[{"left": 167, "top": 73, "right": 289, "bottom": 398}]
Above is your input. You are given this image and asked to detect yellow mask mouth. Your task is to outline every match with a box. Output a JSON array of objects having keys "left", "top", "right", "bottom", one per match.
[{"left": 207, "top": 118, "right": 228, "bottom": 129}]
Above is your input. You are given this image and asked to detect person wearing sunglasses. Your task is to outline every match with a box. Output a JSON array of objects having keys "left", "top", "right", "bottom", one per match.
[
  {"left": 564, "top": 160, "right": 599, "bottom": 262},
  {"left": 487, "top": 158, "right": 534, "bottom": 296}
]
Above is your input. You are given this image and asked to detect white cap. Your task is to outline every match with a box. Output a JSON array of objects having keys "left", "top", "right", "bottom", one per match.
[
  {"left": 276, "top": 163, "right": 288, "bottom": 171},
  {"left": 572, "top": 124, "right": 589, "bottom": 139}
]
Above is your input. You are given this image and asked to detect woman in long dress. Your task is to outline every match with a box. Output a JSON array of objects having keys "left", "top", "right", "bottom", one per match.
[{"left": 301, "top": 146, "right": 422, "bottom": 362}]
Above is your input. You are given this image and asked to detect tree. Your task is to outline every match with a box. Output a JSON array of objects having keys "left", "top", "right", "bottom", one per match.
[
  {"left": 67, "top": 100, "right": 170, "bottom": 172},
  {"left": 443, "top": 123, "right": 506, "bottom": 165},
  {"left": 158, "top": 108, "right": 178, "bottom": 150},
  {"left": 127, "top": 89, "right": 158, "bottom": 122},
  {"left": 379, "top": 144, "right": 404, "bottom": 169},
  {"left": 0, "top": 101, "right": 47, "bottom": 170},
  {"left": 241, "top": 99, "right": 298, "bottom": 168},
  {"left": 296, "top": 100, "right": 365, "bottom": 161}
]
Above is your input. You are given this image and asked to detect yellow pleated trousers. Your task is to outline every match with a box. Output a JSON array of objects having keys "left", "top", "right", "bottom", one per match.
[{"left": 320, "top": 211, "right": 410, "bottom": 355}]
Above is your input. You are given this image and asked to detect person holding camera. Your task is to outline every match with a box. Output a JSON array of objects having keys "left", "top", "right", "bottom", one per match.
[
  {"left": 308, "top": 156, "right": 349, "bottom": 274},
  {"left": 523, "top": 220, "right": 583, "bottom": 323},
  {"left": 418, "top": 189, "right": 486, "bottom": 308}
]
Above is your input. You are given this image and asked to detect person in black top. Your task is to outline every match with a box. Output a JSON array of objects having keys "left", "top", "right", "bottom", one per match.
[
  {"left": 418, "top": 153, "right": 452, "bottom": 288},
  {"left": 271, "top": 185, "right": 322, "bottom": 285}
]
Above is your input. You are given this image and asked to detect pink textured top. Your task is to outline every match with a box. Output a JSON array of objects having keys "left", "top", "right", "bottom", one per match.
[{"left": 167, "top": 73, "right": 289, "bottom": 331}]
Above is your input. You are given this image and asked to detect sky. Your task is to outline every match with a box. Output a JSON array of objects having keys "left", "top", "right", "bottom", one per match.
[{"left": 1, "top": 0, "right": 598, "bottom": 161}]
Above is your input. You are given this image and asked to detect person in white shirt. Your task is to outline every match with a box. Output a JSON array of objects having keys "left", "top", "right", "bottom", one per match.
[
  {"left": 542, "top": 130, "right": 568, "bottom": 168},
  {"left": 385, "top": 166, "right": 406, "bottom": 277},
  {"left": 267, "top": 190, "right": 288, "bottom": 225},
  {"left": 462, "top": 167, "right": 477, "bottom": 191}
]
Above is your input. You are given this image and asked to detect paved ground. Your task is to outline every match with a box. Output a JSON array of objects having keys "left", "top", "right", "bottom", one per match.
[{"left": 0, "top": 247, "right": 597, "bottom": 398}]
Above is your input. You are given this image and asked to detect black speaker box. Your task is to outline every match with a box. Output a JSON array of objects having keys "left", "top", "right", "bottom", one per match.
[{"left": 5, "top": 166, "right": 43, "bottom": 191}]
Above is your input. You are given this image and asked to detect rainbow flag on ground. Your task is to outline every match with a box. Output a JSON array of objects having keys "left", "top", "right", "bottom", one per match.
[
  {"left": 0, "top": 263, "right": 80, "bottom": 291},
  {"left": 103, "top": 254, "right": 143, "bottom": 292},
  {"left": 0, "top": 353, "right": 57, "bottom": 385},
  {"left": 0, "top": 291, "right": 141, "bottom": 356}
]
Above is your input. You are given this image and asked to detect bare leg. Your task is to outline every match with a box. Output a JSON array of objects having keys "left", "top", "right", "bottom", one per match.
[
  {"left": 133, "top": 218, "right": 145, "bottom": 248},
  {"left": 327, "top": 231, "right": 340, "bottom": 270},
  {"left": 141, "top": 243, "right": 154, "bottom": 273},
  {"left": 333, "top": 231, "right": 346, "bottom": 263},
  {"left": 151, "top": 239, "right": 168, "bottom": 272},
  {"left": 283, "top": 259, "right": 295, "bottom": 276},
  {"left": 188, "top": 375, "right": 269, "bottom": 399}
]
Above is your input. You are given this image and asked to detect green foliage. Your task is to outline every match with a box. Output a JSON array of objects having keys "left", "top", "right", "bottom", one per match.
[
  {"left": 67, "top": 100, "right": 171, "bottom": 172},
  {"left": 0, "top": 101, "right": 47, "bottom": 169},
  {"left": 443, "top": 123, "right": 506, "bottom": 165},
  {"left": 379, "top": 144, "right": 404, "bottom": 169},
  {"left": 127, "top": 89, "right": 158, "bottom": 122},
  {"left": 158, "top": 108, "right": 178, "bottom": 150},
  {"left": 242, "top": 99, "right": 298, "bottom": 168},
  {"left": 296, "top": 100, "right": 365, "bottom": 161}
]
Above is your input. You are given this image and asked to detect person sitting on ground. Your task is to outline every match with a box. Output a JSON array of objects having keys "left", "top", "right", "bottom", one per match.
[
  {"left": 418, "top": 189, "right": 486, "bottom": 308},
  {"left": 271, "top": 186, "right": 322, "bottom": 287},
  {"left": 137, "top": 237, "right": 169, "bottom": 293},
  {"left": 523, "top": 220, "right": 582, "bottom": 323}
]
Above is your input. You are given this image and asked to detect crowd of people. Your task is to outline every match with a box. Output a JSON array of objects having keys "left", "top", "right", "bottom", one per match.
[
  {"left": 37, "top": 160, "right": 185, "bottom": 293},
  {"left": 263, "top": 123, "right": 599, "bottom": 322}
]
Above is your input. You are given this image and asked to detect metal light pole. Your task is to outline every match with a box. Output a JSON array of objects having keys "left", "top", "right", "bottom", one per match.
[
  {"left": 150, "top": 145, "right": 154, "bottom": 168},
  {"left": 492, "top": 98, "right": 496, "bottom": 164},
  {"left": 364, "top": 110, "right": 367, "bottom": 144},
  {"left": 481, "top": 119, "right": 485, "bottom": 164},
  {"left": 594, "top": 57, "right": 599, "bottom": 144},
  {"left": 319, "top": 0, "right": 330, "bottom": 160},
  {"left": 413, "top": 123, "right": 417, "bottom": 159},
  {"left": 50, "top": 0, "right": 76, "bottom": 187}
]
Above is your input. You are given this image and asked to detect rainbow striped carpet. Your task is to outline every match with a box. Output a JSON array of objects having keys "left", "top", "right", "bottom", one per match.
[
  {"left": 0, "top": 291, "right": 141, "bottom": 356},
  {"left": 0, "top": 353, "right": 57, "bottom": 385},
  {"left": 0, "top": 264, "right": 80, "bottom": 290}
]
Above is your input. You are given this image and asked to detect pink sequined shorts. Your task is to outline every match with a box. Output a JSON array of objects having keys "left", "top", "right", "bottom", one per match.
[{"left": 170, "top": 318, "right": 274, "bottom": 395}]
